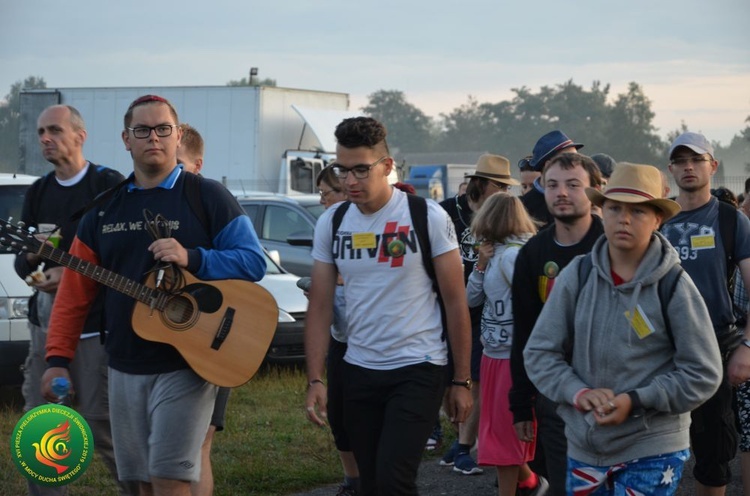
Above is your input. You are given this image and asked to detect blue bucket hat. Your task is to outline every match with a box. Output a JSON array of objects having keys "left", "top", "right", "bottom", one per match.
[{"left": 529, "top": 130, "right": 584, "bottom": 171}]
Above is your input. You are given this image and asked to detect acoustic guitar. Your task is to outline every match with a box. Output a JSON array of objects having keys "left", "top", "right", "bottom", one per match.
[{"left": 0, "top": 219, "right": 279, "bottom": 387}]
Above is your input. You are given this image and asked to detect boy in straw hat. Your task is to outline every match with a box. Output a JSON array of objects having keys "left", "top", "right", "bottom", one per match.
[{"left": 524, "top": 163, "right": 722, "bottom": 494}]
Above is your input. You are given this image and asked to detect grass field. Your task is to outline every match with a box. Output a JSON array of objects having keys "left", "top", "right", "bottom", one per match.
[{"left": 0, "top": 364, "right": 345, "bottom": 496}]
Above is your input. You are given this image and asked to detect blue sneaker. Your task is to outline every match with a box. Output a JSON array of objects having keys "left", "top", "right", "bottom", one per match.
[
  {"left": 439, "top": 440, "right": 459, "bottom": 466},
  {"left": 452, "top": 451, "right": 483, "bottom": 475}
]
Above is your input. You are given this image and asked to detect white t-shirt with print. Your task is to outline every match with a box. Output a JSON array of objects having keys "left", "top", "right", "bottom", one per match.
[{"left": 312, "top": 188, "right": 458, "bottom": 370}]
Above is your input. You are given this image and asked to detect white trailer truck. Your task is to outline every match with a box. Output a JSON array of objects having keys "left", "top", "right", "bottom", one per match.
[{"left": 19, "top": 85, "right": 356, "bottom": 195}]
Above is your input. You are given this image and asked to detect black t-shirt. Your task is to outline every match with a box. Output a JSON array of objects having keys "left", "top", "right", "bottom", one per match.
[
  {"left": 14, "top": 164, "right": 124, "bottom": 328},
  {"left": 508, "top": 215, "right": 605, "bottom": 422}
]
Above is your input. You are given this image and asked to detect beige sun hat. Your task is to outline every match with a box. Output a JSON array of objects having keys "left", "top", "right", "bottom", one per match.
[
  {"left": 465, "top": 154, "right": 520, "bottom": 186},
  {"left": 585, "top": 162, "right": 681, "bottom": 221}
]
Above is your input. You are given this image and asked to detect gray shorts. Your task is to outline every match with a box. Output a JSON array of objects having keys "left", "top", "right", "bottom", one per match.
[{"left": 109, "top": 368, "right": 218, "bottom": 482}]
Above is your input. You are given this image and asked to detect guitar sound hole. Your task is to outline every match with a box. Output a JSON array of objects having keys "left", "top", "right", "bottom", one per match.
[{"left": 162, "top": 295, "right": 197, "bottom": 330}]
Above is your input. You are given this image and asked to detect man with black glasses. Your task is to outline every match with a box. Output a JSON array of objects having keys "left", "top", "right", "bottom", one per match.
[
  {"left": 305, "top": 117, "right": 472, "bottom": 495},
  {"left": 661, "top": 131, "right": 750, "bottom": 496},
  {"left": 41, "top": 95, "right": 266, "bottom": 496}
]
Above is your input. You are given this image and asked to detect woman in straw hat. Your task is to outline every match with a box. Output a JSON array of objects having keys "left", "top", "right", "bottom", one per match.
[{"left": 523, "top": 163, "right": 722, "bottom": 494}]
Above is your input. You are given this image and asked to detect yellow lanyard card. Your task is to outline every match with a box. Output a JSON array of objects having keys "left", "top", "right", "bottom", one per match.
[
  {"left": 352, "top": 232, "right": 377, "bottom": 250},
  {"left": 624, "top": 304, "right": 655, "bottom": 339}
]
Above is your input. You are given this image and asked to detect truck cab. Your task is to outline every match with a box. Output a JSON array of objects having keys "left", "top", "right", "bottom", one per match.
[{"left": 0, "top": 173, "right": 38, "bottom": 385}]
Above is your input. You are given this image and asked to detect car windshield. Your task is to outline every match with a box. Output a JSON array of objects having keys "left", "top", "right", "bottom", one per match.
[
  {"left": 304, "top": 203, "right": 325, "bottom": 219},
  {"left": 0, "top": 185, "right": 29, "bottom": 222}
]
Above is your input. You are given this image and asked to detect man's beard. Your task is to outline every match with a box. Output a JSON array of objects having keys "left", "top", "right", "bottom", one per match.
[{"left": 554, "top": 210, "right": 586, "bottom": 225}]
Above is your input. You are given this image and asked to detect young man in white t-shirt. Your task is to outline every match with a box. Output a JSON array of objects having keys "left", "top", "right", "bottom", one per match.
[{"left": 304, "top": 117, "right": 472, "bottom": 495}]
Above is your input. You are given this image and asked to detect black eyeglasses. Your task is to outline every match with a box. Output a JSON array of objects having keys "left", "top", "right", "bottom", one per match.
[
  {"left": 332, "top": 156, "right": 388, "bottom": 180},
  {"left": 127, "top": 124, "right": 178, "bottom": 139},
  {"left": 669, "top": 155, "right": 711, "bottom": 167}
]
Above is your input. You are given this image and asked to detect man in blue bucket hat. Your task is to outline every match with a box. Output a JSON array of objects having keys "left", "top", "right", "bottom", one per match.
[{"left": 520, "top": 131, "right": 584, "bottom": 226}]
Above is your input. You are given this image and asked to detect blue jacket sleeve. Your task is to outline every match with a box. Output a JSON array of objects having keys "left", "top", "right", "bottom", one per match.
[{"left": 193, "top": 215, "right": 266, "bottom": 282}]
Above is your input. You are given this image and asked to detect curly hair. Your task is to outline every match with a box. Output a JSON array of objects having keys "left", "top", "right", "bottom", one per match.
[{"left": 334, "top": 117, "right": 390, "bottom": 155}]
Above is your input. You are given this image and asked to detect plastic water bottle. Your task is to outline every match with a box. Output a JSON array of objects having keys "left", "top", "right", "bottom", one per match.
[{"left": 51, "top": 377, "right": 71, "bottom": 405}]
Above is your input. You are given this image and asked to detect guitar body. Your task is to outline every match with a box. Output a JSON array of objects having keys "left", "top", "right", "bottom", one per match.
[{"left": 131, "top": 271, "right": 278, "bottom": 387}]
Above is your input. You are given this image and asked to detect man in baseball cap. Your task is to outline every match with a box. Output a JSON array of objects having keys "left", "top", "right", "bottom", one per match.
[
  {"left": 661, "top": 130, "right": 750, "bottom": 496},
  {"left": 520, "top": 130, "right": 584, "bottom": 225}
]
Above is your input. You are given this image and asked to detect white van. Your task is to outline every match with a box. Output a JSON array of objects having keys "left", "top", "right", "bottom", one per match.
[{"left": 0, "top": 173, "right": 38, "bottom": 385}]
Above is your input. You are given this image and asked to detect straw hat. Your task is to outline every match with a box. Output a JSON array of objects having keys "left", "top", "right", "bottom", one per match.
[
  {"left": 465, "top": 154, "right": 520, "bottom": 186},
  {"left": 585, "top": 162, "right": 680, "bottom": 221}
]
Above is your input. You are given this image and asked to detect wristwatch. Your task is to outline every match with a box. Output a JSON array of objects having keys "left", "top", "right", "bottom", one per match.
[{"left": 451, "top": 378, "right": 473, "bottom": 390}]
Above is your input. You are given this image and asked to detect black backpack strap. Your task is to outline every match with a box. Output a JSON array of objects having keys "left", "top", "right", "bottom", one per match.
[
  {"left": 406, "top": 194, "right": 448, "bottom": 341},
  {"left": 568, "top": 254, "right": 594, "bottom": 361},
  {"left": 407, "top": 194, "right": 433, "bottom": 281},
  {"left": 576, "top": 253, "right": 593, "bottom": 300},
  {"left": 182, "top": 171, "right": 209, "bottom": 235},
  {"left": 330, "top": 201, "right": 352, "bottom": 265},
  {"left": 658, "top": 264, "right": 683, "bottom": 348},
  {"left": 718, "top": 200, "right": 737, "bottom": 290}
]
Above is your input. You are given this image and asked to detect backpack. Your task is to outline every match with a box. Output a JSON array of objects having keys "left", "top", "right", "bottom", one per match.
[
  {"left": 576, "top": 253, "right": 683, "bottom": 347},
  {"left": 32, "top": 163, "right": 122, "bottom": 222},
  {"left": 330, "top": 194, "right": 447, "bottom": 339}
]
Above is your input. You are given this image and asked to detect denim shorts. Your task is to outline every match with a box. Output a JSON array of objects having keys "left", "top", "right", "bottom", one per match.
[{"left": 567, "top": 449, "right": 690, "bottom": 495}]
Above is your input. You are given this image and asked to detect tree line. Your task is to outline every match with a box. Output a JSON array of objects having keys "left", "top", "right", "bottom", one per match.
[
  {"left": 1, "top": 76, "right": 748, "bottom": 175},
  {"left": 362, "top": 82, "right": 750, "bottom": 175}
]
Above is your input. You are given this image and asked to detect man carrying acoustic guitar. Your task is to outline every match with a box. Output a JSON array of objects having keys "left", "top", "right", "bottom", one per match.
[{"left": 41, "top": 95, "right": 267, "bottom": 496}]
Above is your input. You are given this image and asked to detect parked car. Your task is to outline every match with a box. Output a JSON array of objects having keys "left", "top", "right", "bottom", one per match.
[
  {"left": 0, "top": 177, "right": 308, "bottom": 387},
  {"left": 238, "top": 193, "right": 323, "bottom": 276},
  {"left": 256, "top": 249, "right": 308, "bottom": 363},
  {"left": 0, "top": 173, "right": 38, "bottom": 385}
]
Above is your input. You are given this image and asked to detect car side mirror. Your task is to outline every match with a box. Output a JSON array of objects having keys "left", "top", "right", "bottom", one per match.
[
  {"left": 267, "top": 250, "right": 282, "bottom": 266},
  {"left": 287, "top": 232, "right": 313, "bottom": 247}
]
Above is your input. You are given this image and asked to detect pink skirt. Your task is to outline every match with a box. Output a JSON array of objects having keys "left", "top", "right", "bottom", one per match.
[{"left": 478, "top": 355, "right": 537, "bottom": 467}]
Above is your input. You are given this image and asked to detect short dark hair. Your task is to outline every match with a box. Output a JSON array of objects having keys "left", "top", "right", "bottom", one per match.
[
  {"left": 465, "top": 177, "right": 495, "bottom": 204},
  {"left": 542, "top": 152, "right": 602, "bottom": 188},
  {"left": 334, "top": 117, "right": 390, "bottom": 155},
  {"left": 518, "top": 155, "right": 535, "bottom": 172},
  {"left": 124, "top": 95, "right": 179, "bottom": 129}
]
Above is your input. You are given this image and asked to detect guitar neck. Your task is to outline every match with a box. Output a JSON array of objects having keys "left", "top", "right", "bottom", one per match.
[{"left": 40, "top": 244, "right": 158, "bottom": 305}]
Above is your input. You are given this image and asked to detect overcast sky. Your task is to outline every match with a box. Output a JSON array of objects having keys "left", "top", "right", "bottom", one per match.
[{"left": 2, "top": 0, "right": 748, "bottom": 146}]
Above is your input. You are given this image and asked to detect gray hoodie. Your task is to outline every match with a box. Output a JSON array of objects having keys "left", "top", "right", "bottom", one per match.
[{"left": 524, "top": 231, "right": 722, "bottom": 466}]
